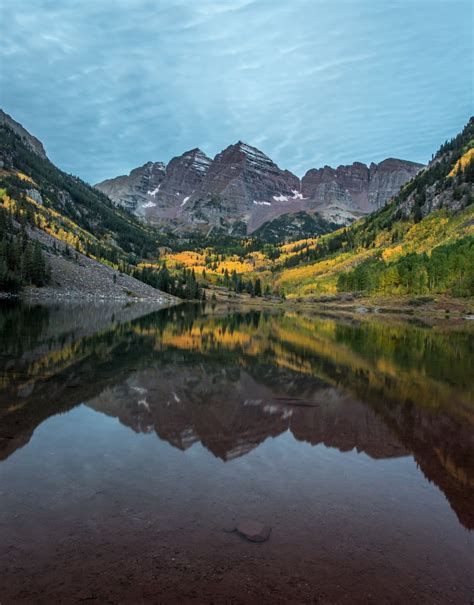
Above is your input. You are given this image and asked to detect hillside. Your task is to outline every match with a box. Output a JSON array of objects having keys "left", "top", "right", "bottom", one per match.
[
  {"left": 153, "top": 118, "right": 473, "bottom": 302},
  {"left": 0, "top": 111, "right": 176, "bottom": 302},
  {"left": 272, "top": 118, "right": 474, "bottom": 299}
]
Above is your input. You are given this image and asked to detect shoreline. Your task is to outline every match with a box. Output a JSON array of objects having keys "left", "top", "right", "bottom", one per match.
[
  {"left": 0, "top": 289, "right": 180, "bottom": 306},
  {"left": 2, "top": 289, "right": 473, "bottom": 321},
  {"left": 206, "top": 291, "right": 474, "bottom": 319}
]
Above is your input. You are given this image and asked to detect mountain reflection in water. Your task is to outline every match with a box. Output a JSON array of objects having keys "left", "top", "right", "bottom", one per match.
[{"left": 0, "top": 300, "right": 473, "bottom": 533}]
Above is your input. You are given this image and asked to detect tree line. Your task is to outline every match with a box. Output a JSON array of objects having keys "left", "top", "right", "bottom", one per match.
[
  {"left": 337, "top": 237, "right": 473, "bottom": 297},
  {"left": 133, "top": 264, "right": 205, "bottom": 300},
  {"left": 220, "top": 268, "right": 272, "bottom": 297},
  {"left": 0, "top": 206, "right": 50, "bottom": 293}
]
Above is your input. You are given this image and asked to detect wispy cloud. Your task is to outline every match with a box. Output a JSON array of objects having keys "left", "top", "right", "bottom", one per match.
[{"left": 0, "top": 0, "right": 472, "bottom": 183}]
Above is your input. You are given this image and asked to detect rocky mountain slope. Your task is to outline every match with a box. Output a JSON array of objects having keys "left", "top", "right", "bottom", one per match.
[
  {"left": 96, "top": 141, "right": 423, "bottom": 235},
  {"left": 95, "top": 160, "right": 166, "bottom": 215},
  {"left": 0, "top": 109, "right": 176, "bottom": 301},
  {"left": 25, "top": 226, "right": 177, "bottom": 301},
  {"left": 301, "top": 158, "right": 423, "bottom": 223}
]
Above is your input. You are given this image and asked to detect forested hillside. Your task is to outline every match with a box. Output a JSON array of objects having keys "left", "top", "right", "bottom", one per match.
[
  {"left": 0, "top": 204, "right": 49, "bottom": 292},
  {"left": 0, "top": 124, "right": 159, "bottom": 259},
  {"left": 0, "top": 120, "right": 173, "bottom": 297}
]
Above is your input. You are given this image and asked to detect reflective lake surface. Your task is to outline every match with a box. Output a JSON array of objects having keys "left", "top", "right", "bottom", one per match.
[{"left": 0, "top": 301, "right": 473, "bottom": 604}]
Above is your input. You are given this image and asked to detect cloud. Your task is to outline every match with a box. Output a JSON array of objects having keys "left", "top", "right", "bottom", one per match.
[{"left": 0, "top": 0, "right": 472, "bottom": 183}]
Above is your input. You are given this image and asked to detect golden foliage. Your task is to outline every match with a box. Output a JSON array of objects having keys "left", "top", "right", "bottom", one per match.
[
  {"left": 448, "top": 147, "right": 474, "bottom": 177},
  {"left": 382, "top": 245, "right": 404, "bottom": 262},
  {"left": 16, "top": 171, "right": 36, "bottom": 185}
]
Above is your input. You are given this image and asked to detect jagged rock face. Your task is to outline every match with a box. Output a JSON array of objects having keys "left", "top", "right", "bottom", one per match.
[
  {"left": 95, "top": 142, "right": 423, "bottom": 235},
  {"left": 147, "top": 148, "right": 212, "bottom": 216},
  {"left": 96, "top": 150, "right": 212, "bottom": 219},
  {"left": 0, "top": 109, "right": 48, "bottom": 160},
  {"left": 95, "top": 161, "right": 166, "bottom": 214},
  {"left": 368, "top": 158, "right": 424, "bottom": 209},
  {"left": 146, "top": 142, "right": 303, "bottom": 233},
  {"left": 193, "top": 141, "right": 300, "bottom": 215},
  {"left": 301, "top": 158, "right": 423, "bottom": 224}
]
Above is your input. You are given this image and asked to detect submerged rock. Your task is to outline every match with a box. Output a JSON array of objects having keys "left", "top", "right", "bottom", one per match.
[{"left": 225, "top": 520, "right": 272, "bottom": 542}]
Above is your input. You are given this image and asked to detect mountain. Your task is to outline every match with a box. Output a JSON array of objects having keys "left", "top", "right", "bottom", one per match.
[
  {"left": 2, "top": 106, "right": 470, "bottom": 302},
  {"left": 301, "top": 158, "right": 424, "bottom": 224},
  {"left": 95, "top": 142, "right": 422, "bottom": 237},
  {"left": 95, "top": 149, "right": 212, "bottom": 217},
  {"left": 95, "top": 160, "right": 166, "bottom": 215},
  {"left": 156, "top": 118, "right": 473, "bottom": 301},
  {"left": 185, "top": 142, "right": 301, "bottom": 233},
  {"left": 153, "top": 148, "right": 213, "bottom": 212},
  {"left": 0, "top": 109, "right": 176, "bottom": 301},
  {"left": 269, "top": 117, "right": 474, "bottom": 299}
]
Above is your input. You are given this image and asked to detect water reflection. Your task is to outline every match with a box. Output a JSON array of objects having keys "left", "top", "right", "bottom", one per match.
[{"left": 0, "top": 301, "right": 473, "bottom": 529}]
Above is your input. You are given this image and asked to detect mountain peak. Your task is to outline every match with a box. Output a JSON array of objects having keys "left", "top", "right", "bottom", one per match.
[
  {"left": 374, "top": 157, "right": 424, "bottom": 169},
  {"left": 234, "top": 140, "right": 265, "bottom": 154},
  {"left": 218, "top": 141, "right": 275, "bottom": 171},
  {"left": 179, "top": 148, "right": 212, "bottom": 173},
  {"left": 182, "top": 147, "right": 205, "bottom": 157},
  {"left": 0, "top": 108, "right": 48, "bottom": 160}
]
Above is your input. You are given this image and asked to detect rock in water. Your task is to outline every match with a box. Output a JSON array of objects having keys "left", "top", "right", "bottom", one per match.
[{"left": 235, "top": 520, "right": 272, "bottom": 543}]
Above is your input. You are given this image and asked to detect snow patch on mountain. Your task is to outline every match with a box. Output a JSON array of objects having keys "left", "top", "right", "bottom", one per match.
[
  {"left": 238, "top": 142, "right": 273, "bottom": 169},
  {"left": 273, "top": 190, "right": 306, "bottom": 202},
  {"left": 147, "top": 185, "right": 161, "bottom": 196},
  {"left": 191, "top": 151, "right": 212, "bottom": 173},
  {"left": 291, "top": 189, "right": 305, "bottom": 200}
]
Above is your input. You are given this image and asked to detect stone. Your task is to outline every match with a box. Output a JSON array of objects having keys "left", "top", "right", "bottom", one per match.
[
  {"left": 235, "top": 520, "right": 272, "bottom": 543},
  {"left": 26, "top": 188, "right": 43, "bottom": 205}
]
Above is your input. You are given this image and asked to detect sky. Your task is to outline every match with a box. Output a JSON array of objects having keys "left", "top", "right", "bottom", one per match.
[{"left": 0, "top": 0, "right": 472, "bottom": 184}]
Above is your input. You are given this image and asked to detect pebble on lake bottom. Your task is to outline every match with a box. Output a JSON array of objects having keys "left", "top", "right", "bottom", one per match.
[{"left": 224, "top": 520, "right": 272, "bottom": 543}]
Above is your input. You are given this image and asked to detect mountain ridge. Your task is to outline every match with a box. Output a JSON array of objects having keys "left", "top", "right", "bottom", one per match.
[
  {"left": 0, "top": 109, "right": 48, "bottom": 160},
  {"left": 95, "top": 140, "right": 423, "bottom": 235}
]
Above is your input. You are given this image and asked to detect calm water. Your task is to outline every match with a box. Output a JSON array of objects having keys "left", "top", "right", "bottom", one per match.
[{"left": 0, "top": 301, "right": 473, "bottom": 604}]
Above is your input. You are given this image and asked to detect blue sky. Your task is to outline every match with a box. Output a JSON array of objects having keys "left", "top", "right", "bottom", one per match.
[{"left": 1, "top": 0, "right": 472, "bottom": 184}]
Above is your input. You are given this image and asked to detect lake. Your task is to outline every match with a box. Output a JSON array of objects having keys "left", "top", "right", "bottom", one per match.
[{"left": 0, "top": 301, "right": 473, "bottom": 604}]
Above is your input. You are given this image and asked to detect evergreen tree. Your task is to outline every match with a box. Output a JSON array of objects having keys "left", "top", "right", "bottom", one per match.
[{"left": 253, "top": 278, "right": 262, "bottom": 297}]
